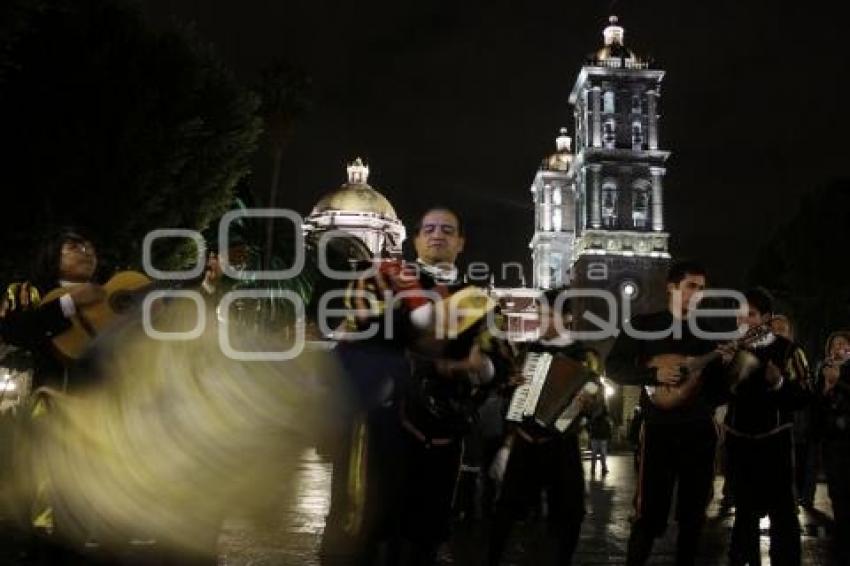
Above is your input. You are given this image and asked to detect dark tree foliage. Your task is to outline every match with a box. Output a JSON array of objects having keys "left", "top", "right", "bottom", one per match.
[
  {"left": 0, "top": 0, "right": 262, "bottom": 283},
  {"left": 750, "top": 179, "right": 850, "bottom": 358},
  {"left": 254, "top": 60, "right": 313, "bottom": 269}
]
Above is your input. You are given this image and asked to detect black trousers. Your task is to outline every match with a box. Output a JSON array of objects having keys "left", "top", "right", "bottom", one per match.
[
  {"left": 627, "top": 419, "right": 716, "bottom": 566},
  {"left": 391, "top": 429, "right": 464, "bottom": 566},
  {"left": 824, "top": 438, "right": 850, "bottom": 565},
  {"left": 487, "top": 432, "right": 585, "bottom": 566},
  {"left": 726, "top": 429, "right": 800, "bottom": 566}
]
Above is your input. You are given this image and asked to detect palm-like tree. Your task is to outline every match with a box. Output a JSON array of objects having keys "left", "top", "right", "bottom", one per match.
[{"left": 255, "top": 60, "right": 313, "bottom": 270}]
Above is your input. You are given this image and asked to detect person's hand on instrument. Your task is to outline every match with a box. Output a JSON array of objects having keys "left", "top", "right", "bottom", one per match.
[
  {"left": 717, "top": 343, "right": 736, "bottom": 365},
  {"left": 764, "top": 360, "right": 784, "bottom": 389},
  {"left": 655, "top": 361, "right": 682, "bottom": 385},
  {"left": 824, "top": 364, "right": 840, "bottom": 394}
]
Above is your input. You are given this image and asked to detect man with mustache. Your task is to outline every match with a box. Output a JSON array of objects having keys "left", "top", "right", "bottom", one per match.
[
  {"left": 320, "top": 207, "right": 502, "bottom": 566},
  {"left": 390, "top": 207, "right": 502, "bottom": 565}
]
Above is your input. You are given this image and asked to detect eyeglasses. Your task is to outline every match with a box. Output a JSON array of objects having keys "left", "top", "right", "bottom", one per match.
[{"left": 61, "top": 241, "right": 95, "bottom": 256}]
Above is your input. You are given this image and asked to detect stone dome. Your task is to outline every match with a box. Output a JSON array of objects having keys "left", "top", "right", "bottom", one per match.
[{"left": 310, "top": 158, "right": 398, "bottom": 220}]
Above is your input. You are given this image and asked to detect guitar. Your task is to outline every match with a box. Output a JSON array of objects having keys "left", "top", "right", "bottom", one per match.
[
  {"left": 645, "top": 321, "right": 773, "bottom": 410},
  {"left": 41, "top": 271, "right": 153, "bottom": 362}
]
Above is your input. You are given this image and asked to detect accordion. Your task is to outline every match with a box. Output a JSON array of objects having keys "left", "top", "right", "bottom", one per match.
[{"left": 507, "top": 352, "right": 598, "bottom": 433}]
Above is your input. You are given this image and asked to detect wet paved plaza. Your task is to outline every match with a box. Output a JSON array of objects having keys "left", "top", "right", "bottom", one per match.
[{"left": 219, "top": 449, "right": 838, "bottom": 565}]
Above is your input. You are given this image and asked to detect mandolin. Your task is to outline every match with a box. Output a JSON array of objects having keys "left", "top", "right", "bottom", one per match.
[
  {"left": 645, "top": 321, "right": 773, "bottom": 410},
  {"left": 41, "top": 271, "right": 153, "bottom": 362}
]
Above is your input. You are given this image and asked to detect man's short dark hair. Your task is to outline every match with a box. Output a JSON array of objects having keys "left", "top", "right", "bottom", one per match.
[
  {"left": 538, "top": 287, "right": 572, "bottom": 316},
  {"left": 415, "top": 207, "right": 464, "bottom": 237},
  {"left": 666, "top": 259, "right": 707, "bottom": 285},
  {"left": 744, "top": 286, "right": 775, "bottom": 316}
]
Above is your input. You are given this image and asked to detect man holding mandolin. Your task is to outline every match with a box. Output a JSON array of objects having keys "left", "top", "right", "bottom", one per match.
[{"left": 606, "top": 260, "right": 732, "bottom": 566}]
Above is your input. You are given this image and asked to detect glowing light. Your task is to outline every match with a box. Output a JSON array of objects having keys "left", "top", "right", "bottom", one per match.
[
  {"left": 601, "top": 376, "right": 616, "bottom": 399},
  {"left": 603, "top": 16, "right": 625, "bottom": 46},
  {"left": 1, "top": 370, "right": 17, "bottom": 393},
  {"left": 556, "top": 127, "right": 572, "bottom": 152}
]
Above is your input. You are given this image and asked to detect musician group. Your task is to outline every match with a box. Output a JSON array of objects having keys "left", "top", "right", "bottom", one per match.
[{"left": 2, "top": 213, "right": 850, "bottom": 566}]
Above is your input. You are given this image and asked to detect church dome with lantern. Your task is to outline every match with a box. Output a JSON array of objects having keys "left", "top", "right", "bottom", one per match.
[
  {"left": 543, "top": 127, "right": 574, "bottom": 172},
  {"left": 589, "top": 16, "right": 646, "bottom": 68},
  {"left": 303, "top": 158, "right": 406, "bottom": 257}
]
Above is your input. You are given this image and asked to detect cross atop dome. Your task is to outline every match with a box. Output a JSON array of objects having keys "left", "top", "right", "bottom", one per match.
[{"left": 346, "top": 157, "right": 370, "bottom": 184}]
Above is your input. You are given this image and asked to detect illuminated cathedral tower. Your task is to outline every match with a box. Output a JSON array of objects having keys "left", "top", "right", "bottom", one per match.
[{"left": 567, "top": 15, "right": 671, "bottom": 326}]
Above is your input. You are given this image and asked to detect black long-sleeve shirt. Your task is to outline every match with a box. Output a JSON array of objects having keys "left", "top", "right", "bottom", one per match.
[
  {"left": 606, "top": 310, "right": 726, "bottom": 425},
  {"left": 817, "top": 361, "right": 850, "bottom": 441},
  {"left": 725, "top": 334, "right": 811, "bottom": 437}
]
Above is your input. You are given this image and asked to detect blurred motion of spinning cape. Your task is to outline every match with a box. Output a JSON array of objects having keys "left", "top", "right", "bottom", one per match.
[{"left": 6, "top": 298, "right": 342, "bottom": 554}]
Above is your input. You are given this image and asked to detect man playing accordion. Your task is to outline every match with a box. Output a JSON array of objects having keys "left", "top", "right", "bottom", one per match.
[{"left": 486, "top": 287, "right": 602, "bottom": 566}]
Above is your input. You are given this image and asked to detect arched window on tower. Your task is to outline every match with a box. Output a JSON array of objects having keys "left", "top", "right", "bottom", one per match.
[
  {"left": 601, "top": 182, "right": 618, "bottom": 228},
  {"left": 553, "top": 187, "right": 562, "bottom": 231},
  {"left": 632, "top": 184, "right": 650, "bottom": 230},
  {"left": 632, "top": 93, "right": 642, "bottom": 115},
  {"left": 632, "top": 121, "right": 644, "bottom": 150},
  {"left": 603, "top": 91, "right": 615, "bottom": 114},
  {"left": 603, "top": 119, "right": 616, "bottom": 149},
  {"left": 551, "top": 253, "right": 563, "bottom": 288}
]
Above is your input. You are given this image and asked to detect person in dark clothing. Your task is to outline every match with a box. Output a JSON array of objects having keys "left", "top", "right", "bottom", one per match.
[
  {"left": 486, "top": 288, "right": 601, "bottom": 566},
  {"left": 0, "top": 229, "right": 104, "bottom": 391},
  {"left": 772, "top": 315, "right": 819, "bottom": 509},
  {"left": 815, "top": 330, "right": 850, "bottom": 565},
  {"left": 589, "top": 405, "right": 613, "bottom": 475},
  {"left": 320, "top": 208, "right": 504, "bottom": 566},
  {"left": 392, "top": 208, "right": 505, "bottom": 566},
  {"left": 606, "top": 259, "right": 731, "bottom": 566},
  {"left": 627, "top": 406, "right": 643, "bottom": 471},
  {"left": 0, "top": 228, "right": 107, "bottom": 563},
  {"left": 724, "top": 288, "right": 811, "bottom": 566}
]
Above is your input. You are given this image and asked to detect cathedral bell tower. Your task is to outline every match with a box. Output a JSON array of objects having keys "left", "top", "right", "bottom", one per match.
[
  {"left": 568, "top": 16, "right": 671, "bottom": 331},
  {"left": 529, "top": 127, "right": 577, "bottom": 289}
]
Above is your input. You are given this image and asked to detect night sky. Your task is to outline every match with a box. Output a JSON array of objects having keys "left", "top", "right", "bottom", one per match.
[{"left": 140, "top": 0, "right": 848, "bottom": 288}]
